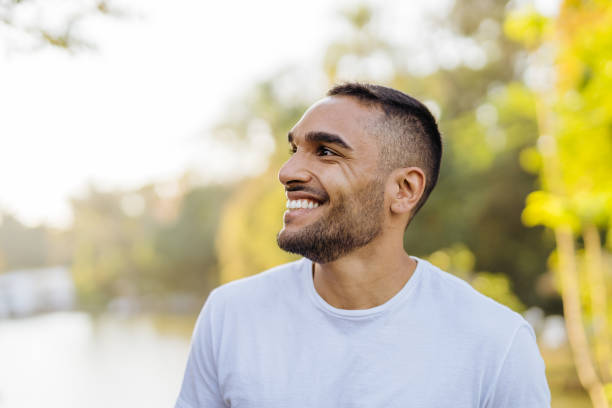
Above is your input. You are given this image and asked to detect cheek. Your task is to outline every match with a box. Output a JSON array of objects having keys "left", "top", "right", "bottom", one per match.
[
  {"left": 336, "top": 162, "right": 368, "bottom": 191},
  {"left": 317, "top": 160, "right": 380, "bottom": 197}
]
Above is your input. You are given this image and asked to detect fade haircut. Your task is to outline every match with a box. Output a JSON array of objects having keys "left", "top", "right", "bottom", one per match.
[{"left": 327, "top": 82, "right": 442, "bottom": 222}]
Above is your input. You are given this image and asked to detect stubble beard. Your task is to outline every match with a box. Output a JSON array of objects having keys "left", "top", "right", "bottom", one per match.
[{"left": 276, "top": 178, "right": 385, "bottom": 264}]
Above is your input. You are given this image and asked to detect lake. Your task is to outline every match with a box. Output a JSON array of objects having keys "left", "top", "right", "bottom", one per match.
[{"left": 0, "top": 311, "right": 196, "bottom": 408}]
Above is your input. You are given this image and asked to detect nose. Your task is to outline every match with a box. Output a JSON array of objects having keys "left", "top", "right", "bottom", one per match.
[{"left": 278, "top": 150, "right": 311, "bottom": 187}]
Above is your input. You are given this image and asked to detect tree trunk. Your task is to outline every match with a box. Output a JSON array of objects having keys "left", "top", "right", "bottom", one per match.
[
  {"left": 556, "top": 226, "right": 608, "bottom": 408},
  {"left": 584, "top": 223, "right": 612, "bottom": 382}
]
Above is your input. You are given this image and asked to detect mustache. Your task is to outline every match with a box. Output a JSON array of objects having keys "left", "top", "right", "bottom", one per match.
[{"left": 285, "top": 184, "right": 329, "bottom": 202}]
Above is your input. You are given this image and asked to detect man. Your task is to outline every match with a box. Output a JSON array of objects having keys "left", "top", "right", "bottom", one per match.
[{"left": 176, "top": 83, "right": 551, "bottom": 407}]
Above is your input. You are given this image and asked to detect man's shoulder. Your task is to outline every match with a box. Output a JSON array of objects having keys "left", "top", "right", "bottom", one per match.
[
  {"left": 417, "top": 258, "right": 527, "bottom": 335},
  {"left": 206, "top": 258, "right": 306, "bottom": 309},
  {"left": 415, "top": 259, "right": 549, "bottom": 405}
]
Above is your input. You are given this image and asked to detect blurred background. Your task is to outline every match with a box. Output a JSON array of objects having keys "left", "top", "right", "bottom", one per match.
[{"left": 1, "top": 0, "right": 611, "bottom": 406}]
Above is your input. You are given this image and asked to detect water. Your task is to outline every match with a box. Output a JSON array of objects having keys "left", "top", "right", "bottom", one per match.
[{"left": 0, "top": 311, "right": 195, "bottom": 408}]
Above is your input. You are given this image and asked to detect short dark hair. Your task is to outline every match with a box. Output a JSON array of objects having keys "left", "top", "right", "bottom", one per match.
[{"left": 327, "top": 82, "right": 442, "bottom": 221}]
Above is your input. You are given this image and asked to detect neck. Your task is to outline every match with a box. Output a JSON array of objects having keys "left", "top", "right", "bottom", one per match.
[{"left": 312, "top": 233, "right": 417, "bottom": 310}]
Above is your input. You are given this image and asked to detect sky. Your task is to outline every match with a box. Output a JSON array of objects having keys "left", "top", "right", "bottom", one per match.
[
  {"left": 0, "top": 0, "right": 341, "bottom": 228},
  {"left": 0, "top": 0, "right": 560, "bottom": 229}
]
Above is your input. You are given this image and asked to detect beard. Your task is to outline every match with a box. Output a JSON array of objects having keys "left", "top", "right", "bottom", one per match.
[{"left": 276, "top": 178, "right": 385, "bottom": 264}]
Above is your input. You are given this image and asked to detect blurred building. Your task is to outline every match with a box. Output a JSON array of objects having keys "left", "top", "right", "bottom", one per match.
[{"left": 0, "top": 266, "right": 75, "bottom": 318}]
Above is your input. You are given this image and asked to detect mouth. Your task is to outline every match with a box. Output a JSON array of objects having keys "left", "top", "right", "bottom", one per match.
[
  {"left": 286, "top": 199, "right": 322, "bottom": 210},
  {"left": 283, "top": 198, "right": 326, "bottom": 224}
]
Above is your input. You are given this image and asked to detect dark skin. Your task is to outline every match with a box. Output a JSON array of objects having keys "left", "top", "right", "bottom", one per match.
[{"left": 278, "top": 96, "right": 427, "bottom": 310}]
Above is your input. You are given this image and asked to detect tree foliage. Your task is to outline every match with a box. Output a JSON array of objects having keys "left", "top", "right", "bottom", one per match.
[
  {"left": 427, "top": 243, "right": 525, "bottom": 312},
  {"left": 69, "top": 180, "right": 228, "bottom": 310},
  {"left": 507, "top": 0, "right": 612, "bottom": 405}
]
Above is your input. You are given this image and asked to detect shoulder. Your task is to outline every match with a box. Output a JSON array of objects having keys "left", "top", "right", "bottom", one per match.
[
  {"left": 205, "top": 258, "right": 306, "bottom": 311},
  {"left": 414, "top": 257, "right": 549, "bottom": 401},
  {"left": 414, "top": 257, "right": 527, "bottom": 339},
  {"left": 484, "top": 322, "right": 551, "bottom": 405}
]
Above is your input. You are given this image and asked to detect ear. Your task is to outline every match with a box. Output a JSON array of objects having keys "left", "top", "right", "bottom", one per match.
[{"left": 388, "top": 167, "right": 426, "bottom": 217}]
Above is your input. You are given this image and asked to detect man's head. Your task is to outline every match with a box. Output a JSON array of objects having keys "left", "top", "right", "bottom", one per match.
[
  {"left": 327, "top": 83, "right": 442, "bottom": 216},
  {"left": 276, "top": 82, "right": 442, "bottom": 263}
]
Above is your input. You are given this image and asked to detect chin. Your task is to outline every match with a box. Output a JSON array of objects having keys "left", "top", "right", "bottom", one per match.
[{"left": 277, "top": 227, "right": 296, "bottom": 242}]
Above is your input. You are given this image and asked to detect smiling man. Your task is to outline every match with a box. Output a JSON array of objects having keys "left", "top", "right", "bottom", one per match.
[{"left": 176, "top": 83, "right": 551, "bottom": 408}]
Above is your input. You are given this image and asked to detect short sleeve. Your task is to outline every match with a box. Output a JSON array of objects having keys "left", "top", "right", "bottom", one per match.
[
  {"left": 485, "top": 323, "right": 551, "bottom": 408},
  {"left": 175, "top": 289, "right": 226, "bottom": 408}
]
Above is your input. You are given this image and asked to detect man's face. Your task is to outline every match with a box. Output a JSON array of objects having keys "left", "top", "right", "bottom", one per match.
[{"left": 276, "top": 96, "right": 387, "bottom": 263}]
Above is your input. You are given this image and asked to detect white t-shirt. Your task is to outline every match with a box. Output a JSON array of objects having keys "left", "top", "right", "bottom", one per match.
[{"left": 176, "top": 256, "right": 551, "bottom": 408}]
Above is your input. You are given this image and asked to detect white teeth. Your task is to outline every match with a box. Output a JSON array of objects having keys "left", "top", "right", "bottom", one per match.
[{"left": 285, "top": 199, "right": 321, "bottom": 209}]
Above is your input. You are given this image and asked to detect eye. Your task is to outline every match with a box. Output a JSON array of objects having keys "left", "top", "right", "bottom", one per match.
[{"left": 317, "top": 146, "right": 336, "bottom": 156}]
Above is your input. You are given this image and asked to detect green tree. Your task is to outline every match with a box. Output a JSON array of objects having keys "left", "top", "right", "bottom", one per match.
[
  {"left": 69, "top": 178, "right": 228, "bottom": 310},
  {"left": 155, "top": 184, "right": 229, "bottom": 294},
  {"left": 507, "top": 0, "right": 612, "bottom": 406},
  {"left": 427, "top": 243, "right": 525, "bottom": 312}
]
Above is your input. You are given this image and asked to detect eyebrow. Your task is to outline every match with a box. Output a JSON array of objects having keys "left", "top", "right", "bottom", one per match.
[{"left": 287, "top": 131, "right": 353, "bottom": 151}]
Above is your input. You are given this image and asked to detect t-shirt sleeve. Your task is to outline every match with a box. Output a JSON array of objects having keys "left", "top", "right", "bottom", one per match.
[
  {"left": 485, "top": 323, "right": 551, "bottom": 408},
  {"left": 175, "top": 289, "right": 226, "bottom": 408}
]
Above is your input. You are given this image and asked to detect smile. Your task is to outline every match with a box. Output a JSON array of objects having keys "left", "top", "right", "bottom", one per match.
[{"left": 286, "top": 199, "right": 321, "bottom": 210}]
